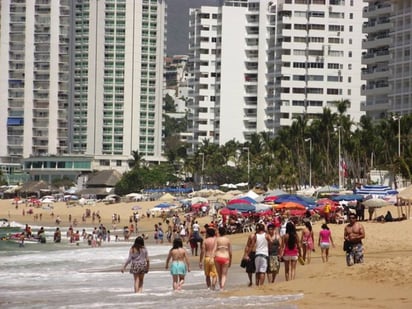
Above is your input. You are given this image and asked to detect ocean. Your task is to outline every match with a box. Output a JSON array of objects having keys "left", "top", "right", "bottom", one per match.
[{"left": 0, "top": 225, "right": 302, "bottom": 309}]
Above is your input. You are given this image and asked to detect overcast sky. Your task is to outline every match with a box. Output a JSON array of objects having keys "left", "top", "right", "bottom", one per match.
[{"left": 166, "top": 0, "right": 219, "bottom": 55}]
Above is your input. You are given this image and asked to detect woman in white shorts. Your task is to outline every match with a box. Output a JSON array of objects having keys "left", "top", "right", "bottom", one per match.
[{"left": 318, "top": 223, "right": 335, "bottom": 262}]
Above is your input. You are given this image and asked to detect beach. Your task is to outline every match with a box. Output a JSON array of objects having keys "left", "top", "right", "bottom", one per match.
[{"left": 1, "top": 198, "right": 412, "bottom": 308}]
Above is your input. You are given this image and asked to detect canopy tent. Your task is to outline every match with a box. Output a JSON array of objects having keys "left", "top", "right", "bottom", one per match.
[{"left": 354, "top": 185, "right": 398, "bottom": 197}]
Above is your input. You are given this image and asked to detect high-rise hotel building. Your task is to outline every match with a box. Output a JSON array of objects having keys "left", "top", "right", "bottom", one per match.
[
  {"left": 188, "top": 0, "right": 366, "bottom": 150},
  {"left": 0, "top": 0, "right": 166, "bottom": 172},
  {"left": 362, "top": 0, "right": 412, "bottom": 119}
]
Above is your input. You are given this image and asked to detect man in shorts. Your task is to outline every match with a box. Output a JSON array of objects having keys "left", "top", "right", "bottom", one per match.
[
  {"left": 344, "top": 214, "right": 365, "bottom": 266},
  {"left": 242, "top": 231, "right": 257, "bottom": 286},
  {"left": 199, "top": 228, "right": 217, "bottom": 290}
]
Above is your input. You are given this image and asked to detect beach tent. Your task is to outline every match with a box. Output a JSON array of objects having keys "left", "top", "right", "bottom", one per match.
[
  {"left": 354, "top": 185, "right": 398, "bottom": 197},
  {"left": 159, "top": 193, "right": 176, "bottom": 201}
]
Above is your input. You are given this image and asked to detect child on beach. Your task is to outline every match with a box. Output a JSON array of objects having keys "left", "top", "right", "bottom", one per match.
[{"left": 165, "top": 238, "right": 191, "bottom": 291}]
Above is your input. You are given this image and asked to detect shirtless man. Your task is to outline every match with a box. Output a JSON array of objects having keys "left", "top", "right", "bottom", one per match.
[
  {"left": 199, "top": 228, "right": 217, "bottom": 290},
  {"left": 242, "top": 230, "right": 257, "bottom": 286},
  {"left": 344, "top": 213, "right": 365, "bottom": 266}
]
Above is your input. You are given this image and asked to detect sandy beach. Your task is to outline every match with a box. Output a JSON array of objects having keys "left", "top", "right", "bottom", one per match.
[{"left": 2, "top": 198, "right": 412, "bottom": 308}]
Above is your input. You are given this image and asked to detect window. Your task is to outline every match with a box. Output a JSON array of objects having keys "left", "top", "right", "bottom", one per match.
[{"left": 100, "top": 160, "right": 110, "bottom": 166}]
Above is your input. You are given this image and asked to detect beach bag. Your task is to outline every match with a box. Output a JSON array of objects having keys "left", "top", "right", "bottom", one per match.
[{"left": 343, "top": 240, "right": 353, "bottom": 252}]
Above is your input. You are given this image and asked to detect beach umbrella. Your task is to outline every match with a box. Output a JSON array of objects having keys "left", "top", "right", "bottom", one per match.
[
  {"left": 263, "top": 195, "right": 280, "bottom": 203},
  {"left": 273, "top": 202, "right": 306, "bottom": 211},
  {"left": 191, "top": 202, "right": 208, "bottom": 210},
  {"left": 331, "top": 194, "right": 363, "bottom": 202},
  {"left": 288, "top": 209, "right": 308, "bottom": 217},
  {"left": 227, "top": 203, "right": 256, "bottom": 212},
  {"left": 274, "top": 194, "right": 316, "bottom": 209},
  {"left": 363, "top": 198, "right": 391, "bottom": 208},
  {"left": 227, "top": 197, "right": 255, "bottom": 205},
  {"left": 316, "top": 198, "right": 336, "bottom": 206},
  {"left": 154, "top": 203, "right": 173, "bottom": 209},
  {"left": 220, "top": 207, "right": 239, "bottom": 216}
]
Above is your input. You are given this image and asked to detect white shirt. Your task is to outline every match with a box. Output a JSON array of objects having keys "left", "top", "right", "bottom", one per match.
[{"left": 255, "top": 232, "right": 269, "bottom": 256}]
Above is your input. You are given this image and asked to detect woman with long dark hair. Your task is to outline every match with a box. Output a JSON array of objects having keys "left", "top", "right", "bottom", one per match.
[
  {"left": 301, "top": 221, "right": 314, "bottom": 264},
  {"left": 280, "top": 222, "right": 302, "bottom": 281},
  {"left": 121, "top": 236, "right": 150, "bottom": 293},
  {"left": 319, "top": 223, "right": 335, "bottom": 263}
]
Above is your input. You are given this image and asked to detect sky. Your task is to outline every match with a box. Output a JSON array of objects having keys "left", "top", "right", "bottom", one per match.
[{"left": 166, "top": 0, "right": 219, "bottom": 55}]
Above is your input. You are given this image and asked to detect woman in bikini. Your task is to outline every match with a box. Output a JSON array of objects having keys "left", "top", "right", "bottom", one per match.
[
  {"left": 212, "top": 226, "right": 232, "bottom": 291},
  {"left": 165, "top": 238, "right": 191, "bottom": 291},
  {"left": 301, "top": 221, "right": 314, "bottom": 264}
]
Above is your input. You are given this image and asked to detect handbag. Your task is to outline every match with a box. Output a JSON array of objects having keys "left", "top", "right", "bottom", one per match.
[
  {"left": 298, "top": 256, "right": 305, "bottom": 265},
  {"left": 343, "top": 240, "right": 353, "bottom": 252},
  {"left": 240, "top": 258, "right": 247, "bottom": 268}
]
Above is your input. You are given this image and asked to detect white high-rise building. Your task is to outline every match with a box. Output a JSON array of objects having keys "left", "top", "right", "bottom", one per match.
[
  {"left": 70, "top": 0, "right": 166, "bottom": 164},
  {"left": 389, "top": 0, "right": 412, "bottom": 116},
  {"left": 361, "top": 0, "right": 393, "bottom": 119},
  {"left": 0, "top": 0, "right": 71, "bottom": 159},
  {"left": 0, "top": 0, "right": 166, "bottom": 171},
  {"left": 188, "top": 0, "right": 367, "bottom": 150}
]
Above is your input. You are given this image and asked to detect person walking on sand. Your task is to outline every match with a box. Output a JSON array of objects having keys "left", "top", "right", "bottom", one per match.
[
  {"left": 246, "top": 223, "right": 270, "bottom": 286},
  {"left": 267, "top": 223, "right": 281, "bottom": 283},
  {"left": 199, "top": 227, "right": 218, "bottom": 290},
  {"left": 301, "top": 221, "right": 314, "bottom": 264},
  {"left": 318, "top": 223, "right": 335, "bottom": 263},
  {"left": 121, "top": 236, "right": 150, "bottom": 293},
  {"left": 344, "top": 213, "right": 365, "bottom": 266},
  {"left": 165, "top": 238, "right": 191, "bottom": 291},
  {"left": 212, "top": 226, "right": 232, "bottom": 291},
  {"left": 280, "top": 222, "right": 302, "bottom": 281},
  {"left": 242, "top": 230, "right": 257, "bottom": 287}
]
